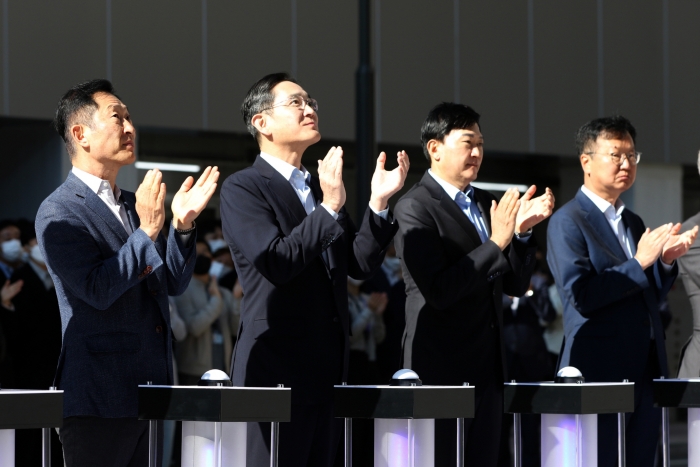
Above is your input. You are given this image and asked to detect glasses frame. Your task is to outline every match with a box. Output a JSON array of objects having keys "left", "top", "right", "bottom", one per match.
[
  {"left": 260, "top": 96, "right": 319, "bottom": 113},
  {"left": 585, "top": 151, "right": 641, "bottom": 166}
]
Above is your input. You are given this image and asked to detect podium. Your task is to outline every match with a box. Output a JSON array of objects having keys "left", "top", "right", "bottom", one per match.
[
  {"left": 0, "top": 388, "right": 63, "bottom": 467},
  {"left": 653, "top": 378, "right": 700, "bottom": 467},
  {"left": 138, "top": 384, "right": 291, "bottom": 467},
  {"left": 504, "top": 381, "right": 634, "bottom": 467},
  {"left": 333, "top": 383, "right": 475, "bottom": 467}
]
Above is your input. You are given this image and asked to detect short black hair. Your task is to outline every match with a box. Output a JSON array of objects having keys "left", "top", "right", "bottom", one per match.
[
  {"left": 420, "top": 103, "right": 481, "bottom": 160},
  {"left": 575, "top": 115, "right": 636, "bottom": 155},
  {"left": 241, "top": 72, "right": 297, "bottom": 144},
  {"left": 54, "top": 79, "right": 117, "bottom": 157}
]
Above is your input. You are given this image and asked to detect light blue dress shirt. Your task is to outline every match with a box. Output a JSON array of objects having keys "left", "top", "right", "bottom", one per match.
[{"left": 428, "top": 169, "right": 489, "bottom": 243}]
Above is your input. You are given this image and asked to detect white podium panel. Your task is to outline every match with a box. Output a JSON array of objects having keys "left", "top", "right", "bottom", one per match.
[
  {"left": 689, "top": 408, "right": 700, "bottom": 467},
  {"left": 374, "top": 418, "right": 434, "bottom": 467},
  {"left": 541, "top": 413, "right": 597, "bottom": 467},
  {"left": 181, "top": 421, "right": 246, "bottom": 467},
  {"left": 0, "top": 429, "right": 15, "bottom": 467}
]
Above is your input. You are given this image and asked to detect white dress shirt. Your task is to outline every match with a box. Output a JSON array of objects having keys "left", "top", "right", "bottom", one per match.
[
  {"left": 580, "top": 185, "right": 635, "bottom": 259},
  {"left": 72, "top": 167, "right": 133, "bottom": 235},
  {"left": 260, "top": 152, "right": 389, "bottom": 220}
]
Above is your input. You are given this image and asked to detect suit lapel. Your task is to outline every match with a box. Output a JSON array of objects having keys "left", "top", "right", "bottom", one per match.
[
  {"left": 422, "top": 172, "right": 483, "bottom": 247},
  {"left": 474, "top": 188, "right": 492, "bottom": 238},
  {"left": 254, "top": 156, "right": 308, "bottom": 225},
  {"left": 576, "top": 189, "right": 629, "bottom": 261},
  {"left": 120, "top": 191, "right": 140, "bottom": 233},
  {"left": 622, "top": 209, "right": 640, "bottom": 256},
  {"left": 68, "top": 173, "right": 130, "bottom": 244}
]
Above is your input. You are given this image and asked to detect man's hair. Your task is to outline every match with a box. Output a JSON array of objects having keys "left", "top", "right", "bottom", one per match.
[
  {"left": 420, "top": 103, "right": 481, "bottom": 160},
  {"left": 241, "top": 72, "right": 297, "bottom": 144},
  {"left": 54, "top": 79, "right": 117, "bottom": 158},
  {"left": 575, "top": 115, "right": 636, "bottom": 155}
]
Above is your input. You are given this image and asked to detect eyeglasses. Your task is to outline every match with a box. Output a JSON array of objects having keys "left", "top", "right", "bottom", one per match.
[
  {"left": 585, "top": 151, "right": 641, "bottom": 166},
  {"left": 261, "top": 96, "right": 319, "bottom": 113}
]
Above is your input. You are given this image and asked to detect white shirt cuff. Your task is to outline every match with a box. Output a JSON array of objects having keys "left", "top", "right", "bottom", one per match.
[
  {"left": 321, "top": 203, "right": 339, "bottom": 220},
  {"left": 371, "top": 206, "right": 389, "bottom": 220}
]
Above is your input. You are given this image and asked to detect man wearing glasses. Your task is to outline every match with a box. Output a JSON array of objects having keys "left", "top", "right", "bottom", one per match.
[
  {"left": 547, "top": 116, "right": 697, "bottom": 467},
  {"left": 219, "top": 73, "right": 408, "bottom": 466}
]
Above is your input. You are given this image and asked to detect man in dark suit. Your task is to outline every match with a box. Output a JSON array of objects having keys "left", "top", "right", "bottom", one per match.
[
  {"left": 220, "top": 72, "right": 408, "bottom": 467},
  {"left": 395, "top": 102, "right": 554, "bottom": 466},
  {"left": 679, "top": 207, "right": 700, "bottom": 378},
  {"left": 547, "top": 116, "right": 697, "bottom": 467},
  {"left": 35, "top": 79, "right": 219, "bottom": 467}
]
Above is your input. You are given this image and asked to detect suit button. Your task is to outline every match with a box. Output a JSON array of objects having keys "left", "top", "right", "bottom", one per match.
[
  {"left": 490, "top": 323, "right": 495, "bottom": 329},
  {"left": 150, "top": 289, "right": 158, "bottom": 296},
  {"left": 333, "top": 317, "right": 339, "bottom": 323},
  {"left": 156, "top": 325, "right": 163, "bottom": 333}
]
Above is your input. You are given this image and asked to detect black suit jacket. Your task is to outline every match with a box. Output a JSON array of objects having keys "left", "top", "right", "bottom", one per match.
[
  {"left": 220, "top": 156, "right": 397, "bottom": 404},
  {"left": 395, "top": 171, "right": 536, "bottom": 386}
]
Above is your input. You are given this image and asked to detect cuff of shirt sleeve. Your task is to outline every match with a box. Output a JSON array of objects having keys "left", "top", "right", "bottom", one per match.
[
  {"left": 660, "top": 259, "right": 675, "bottom": 271},
  {"left": 321, "top": 203, "right": 339, "bottom": 220},
  {"left": 370, "top": 206, "right": 390, "bottom": 220}
]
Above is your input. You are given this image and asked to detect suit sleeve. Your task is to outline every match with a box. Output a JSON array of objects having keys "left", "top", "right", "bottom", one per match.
[
  {"left": 36, "top": 204, "right": 167, "bottom": 311},
  {"left": 163, "top": 224, "right": 197, "bottom": 297},
  {"left": 341, "top": 207, "right": 398, "bottom": 280},
  {"left": 546, "top": 210, "right": 651, "bottom": 318},
  {"left": 396, "top": 197, "right": 517, "bottom": 310}
]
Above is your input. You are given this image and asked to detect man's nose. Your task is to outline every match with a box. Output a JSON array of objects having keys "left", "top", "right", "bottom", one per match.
[
  {"left": 303, "top": 103, "right": 316, "bottom": 118},
  {"left": 124, "top": 119, "right": 135, "bottom": 134}
]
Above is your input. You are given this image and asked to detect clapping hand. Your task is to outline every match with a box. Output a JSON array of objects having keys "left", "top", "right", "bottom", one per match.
[
  {"left": 369, "top": 151, "right": 410, "bottom": 212},
  {"left": 136, "top": 169, "right": 167, "bottom": 241},
  {"left": 1, "top": 279, "right": 23, "bottom": 309},
  {"left": 662, "top": 224, "right": 698, "bottom": 265},
  {"left": 515, "top": 186, "right": 555, "bottom": 233},
  {"left": 171, "top": 166, "right": 220, "bottom": 230},
  {"left": 318, "top": 146, "right": 346, "bottom": 213},
  {"left": 635, "top": 223, "right": 673, "bottom": 270},
  {"left": 490, "top": 188, "right": 521, "bottom": 250}
]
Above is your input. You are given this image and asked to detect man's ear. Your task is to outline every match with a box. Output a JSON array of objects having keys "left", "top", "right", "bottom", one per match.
[
  {"left": 71, "top": 124, "right": 90, "bottom": 151},
  {"left": 580, "top": 153, "right": 592, "bottom": 177},
  {"left": 251, "top": 113, "right": 272, "bottom": 138},
  {"left": 427, "top": 139, "right": 440, "bottom": 163}
]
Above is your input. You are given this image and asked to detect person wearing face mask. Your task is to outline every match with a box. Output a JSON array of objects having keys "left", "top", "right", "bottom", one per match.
[
  {"left": 3, "top": 237, "right": 64, "bottom": 465},
  {"left": 0, "top": 221, "right": 25, "bottom": 280},
  {"left": 174, "top": 254, "right": 239, "bottom": 385}
]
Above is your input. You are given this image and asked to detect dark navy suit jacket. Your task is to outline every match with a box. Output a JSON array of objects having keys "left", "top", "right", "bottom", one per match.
[
  {"left": 220, "top": 156, "right": 396, "bottom": 405},
  {"left": 35, "top": 172, "right": 196, "bottom": 418},
  {"left": 547, "top": 188, "right": 675, "bottom": 383}
]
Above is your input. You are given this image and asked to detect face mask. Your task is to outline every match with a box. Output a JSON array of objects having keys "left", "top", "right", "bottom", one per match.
[
  {"left": 383, "top": 256, "right": 401, "bottom": 271},
  {"left": 209, "top": 260, "right": 224, "bottom": 278},
  {"left": 30, "top": 244, "right": 45, "bottom": 266},
  {"left": 208, "top": 239, "right": 227, "bottom": 254},
  {"left": 2, "top": 239, "right": 23, "bottom": 262}
]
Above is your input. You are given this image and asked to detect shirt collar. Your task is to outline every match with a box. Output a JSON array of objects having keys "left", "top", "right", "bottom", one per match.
[
  {"left": 581, "top": 185, "right": 625, "bottom": 219},
  {"left": 260, "top": 152, "right": 310, "bottom": 183},
  {"left": 428, "top": 169, "right": 472, "bottom": 202},
  {"left": 72, "top": 166, "right": 122, "bottom": 202}
]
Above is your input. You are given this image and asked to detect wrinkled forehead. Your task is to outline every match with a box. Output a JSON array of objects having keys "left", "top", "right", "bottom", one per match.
[{"left": 93, "top": 92, "right": 127, "bottom": 112}]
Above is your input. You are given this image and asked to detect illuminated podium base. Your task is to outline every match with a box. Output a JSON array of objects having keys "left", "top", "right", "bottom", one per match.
[
  {"left": 504, "top": 381, "right": 633, "bottom": 467},
  {"left": 0, "top": 388, "right": 63, "bottom": 467},
  {"left": 653, "top": 378, "right": 700, "bottom": 466},
  {"left": 334, "top": 384, "right": 474, "bottom": 467},
  {"left": 139, "top": 385, "right": 291, "bottom": 467}
]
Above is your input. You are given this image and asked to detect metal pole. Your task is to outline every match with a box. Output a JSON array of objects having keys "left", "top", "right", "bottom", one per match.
[
  {"left": 146, "top": 381, "right": 157, "bottom": 467},
  {"left": 456, "top": 417, "right": 464, "bottom": 467},
  {"left": 513, "top": 413, "right": 522, "bottom": 467},
  {"left": 617, "top": 412, "right": 626, "bottom": 467},
  {"left": 41, "top": 428, "right": 51, "bottom": 467},
  {"left": 270, "top": 421, "right": 280, "bottom": 467},
  {"left": 356, "top": 0, "right": 375, "bottom": 222},
  {"left": 661, "top": 407, "right": 670, "bottom": 467},
  {"left": 271, "top": 384, "right": 284, "bottom": 467},
  {"left": 345, "top": 418, "right": 352, "bottom": 467}
]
